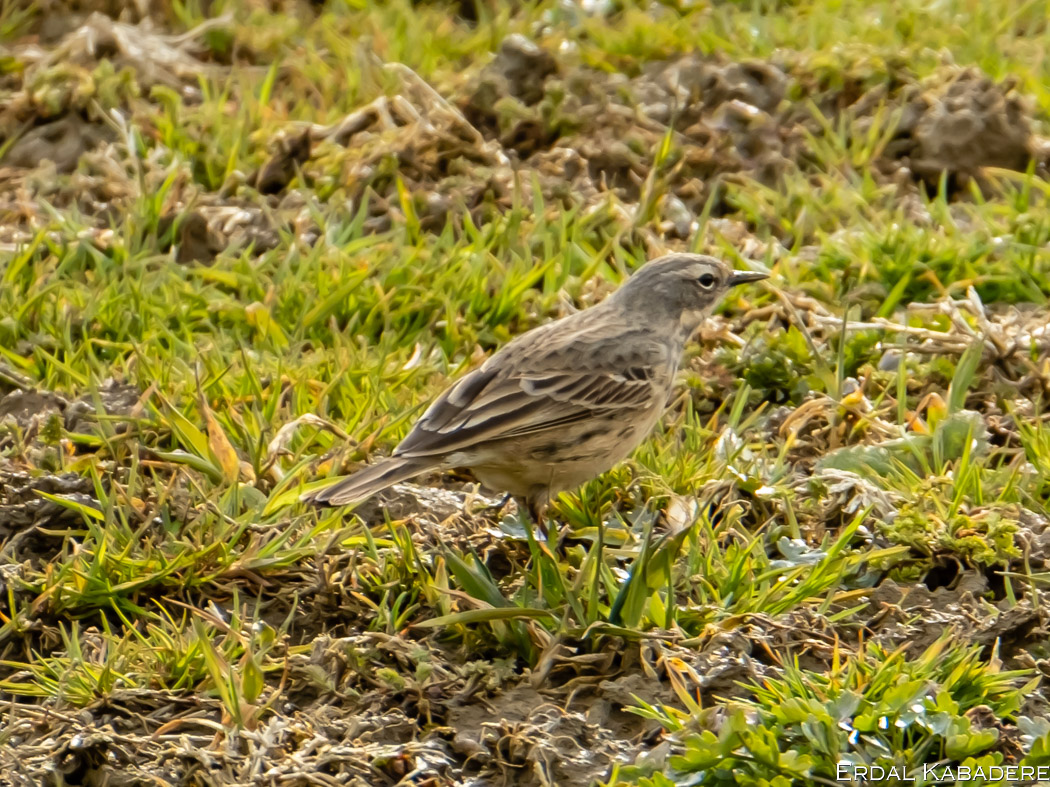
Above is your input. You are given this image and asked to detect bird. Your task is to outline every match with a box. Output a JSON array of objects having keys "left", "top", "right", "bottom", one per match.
[{"left": 303, "top": 253, "right": 767, "bottom": 533}]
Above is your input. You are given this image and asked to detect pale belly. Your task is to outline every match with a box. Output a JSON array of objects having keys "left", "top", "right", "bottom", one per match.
[{"left": 449, "top": 406, "right": 664, "bottom": 503}]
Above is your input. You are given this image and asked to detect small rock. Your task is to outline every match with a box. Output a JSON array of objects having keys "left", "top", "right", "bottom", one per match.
[
  {"left": 878, "top": 349, "right": 902, "bottom": 372},
  {"left": 491, "top": 34, "right": 558, "bottom": 105}
]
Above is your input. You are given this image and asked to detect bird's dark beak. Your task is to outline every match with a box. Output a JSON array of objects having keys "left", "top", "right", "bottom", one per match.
[{"left": 728, "top": 269, "right": 770, "bottom": 286}]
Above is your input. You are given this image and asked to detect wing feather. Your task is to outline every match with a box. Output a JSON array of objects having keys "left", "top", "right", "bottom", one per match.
[{"left": 392, "top": 317, "right": 669, "bottom": 460}]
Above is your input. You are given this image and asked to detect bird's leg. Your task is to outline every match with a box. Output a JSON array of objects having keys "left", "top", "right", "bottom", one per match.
[
  {"left": 530, "top": 500, "right": 550, "bottom": 540},
  {"left": 514, "top": 496, "right": 549, "bottom": 540}
]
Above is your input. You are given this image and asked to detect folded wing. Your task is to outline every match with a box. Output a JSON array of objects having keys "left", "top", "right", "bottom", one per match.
[{"left": 393, "top": 324, "right": 667, "bottom": 460}]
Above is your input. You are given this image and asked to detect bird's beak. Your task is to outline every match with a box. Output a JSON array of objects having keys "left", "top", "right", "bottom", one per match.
[{"left": 728, "top": 269, "right": 770, "bottom": 286}]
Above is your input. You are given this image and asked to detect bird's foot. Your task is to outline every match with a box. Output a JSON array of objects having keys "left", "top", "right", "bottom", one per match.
[
  {"left": 501, "top": 497, "right": 551, "bottom": 543},
  {"left": 470, "top": 491, "right": 513, "bottom": 520}
]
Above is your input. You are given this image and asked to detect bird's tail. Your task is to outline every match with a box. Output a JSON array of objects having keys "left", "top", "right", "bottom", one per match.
[{"left": 302, "top": 456, "right": 432, "bottom": 506}]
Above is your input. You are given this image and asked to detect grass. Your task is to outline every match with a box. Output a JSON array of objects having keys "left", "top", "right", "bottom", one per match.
[
  {"left": 622, "top": 636, "right": 1040, "bottom": 786},
  {"left": 1, "top": 0, "right": 1050, "bottom": 783}
]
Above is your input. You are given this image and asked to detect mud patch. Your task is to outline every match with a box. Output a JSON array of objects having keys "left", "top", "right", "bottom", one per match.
[
  {"left": 6, "top": 18, "right": 1044, "bottom": 257},
  {"left": 0, "top": 379, "right": 140, "bottom": 434}
]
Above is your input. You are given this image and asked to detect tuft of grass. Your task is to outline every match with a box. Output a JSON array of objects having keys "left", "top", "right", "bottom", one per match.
[{"left": 619, "top": 636, "right": 1037, "bottom": 786}]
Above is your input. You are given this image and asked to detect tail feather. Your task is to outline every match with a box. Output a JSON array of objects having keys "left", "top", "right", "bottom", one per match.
[{"left": 303, "top": 457, "right": 432, "bottom": 506}]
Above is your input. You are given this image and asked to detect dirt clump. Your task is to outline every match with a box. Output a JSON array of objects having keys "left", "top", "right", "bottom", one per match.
[
  {"left": 3, "top": 21, "right": 1044, "bottom": 261},
  {"left": 853, "top": 66, "right": 1039, "bottom": 185},
  {"left": 913, "top": 69, "right": 1034, "bottom": 175},
  {"left": 0, "top": 379, "right": 140, "bottom": 435}
]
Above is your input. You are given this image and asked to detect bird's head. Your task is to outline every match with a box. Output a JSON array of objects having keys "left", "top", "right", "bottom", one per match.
[{"left": 609, "top": 253, "right": 768, "bottom": 336}]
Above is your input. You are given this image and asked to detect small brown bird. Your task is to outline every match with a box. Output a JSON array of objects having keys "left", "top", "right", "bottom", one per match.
[{"left": 304, "top": 254, "right": 767, "bottom": 528}]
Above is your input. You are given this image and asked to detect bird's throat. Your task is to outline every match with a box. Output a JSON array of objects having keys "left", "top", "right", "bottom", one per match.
[{"left": 676, "top": 308, "right": 707, "bottom": 345}]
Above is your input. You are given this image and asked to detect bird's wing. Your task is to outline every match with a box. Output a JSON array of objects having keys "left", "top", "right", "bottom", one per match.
[{"left": 393, "top": 320, "right": 668, "bottom": 460}]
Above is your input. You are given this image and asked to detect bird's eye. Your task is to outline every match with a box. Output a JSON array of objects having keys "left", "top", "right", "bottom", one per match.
[{"left": 698, "top": 273, "right": 717, "bottom": 289}]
